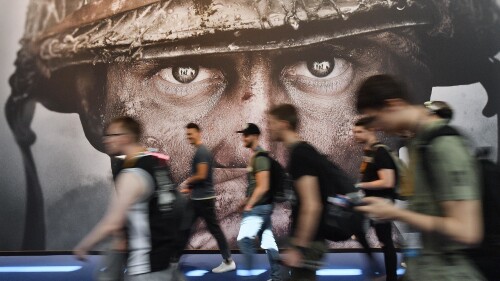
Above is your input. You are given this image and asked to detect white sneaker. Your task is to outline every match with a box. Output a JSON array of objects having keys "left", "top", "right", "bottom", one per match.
[{"left": 211, "top": 260, "right": 236, "bottom": 273}]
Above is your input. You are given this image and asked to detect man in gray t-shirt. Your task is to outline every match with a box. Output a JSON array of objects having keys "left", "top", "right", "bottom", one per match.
[
  {"left": 173, "top": 123, "right": 236, "bottom": 273},
  {"left": 190, "top": 144, "right": 215, "bottom": 199}
]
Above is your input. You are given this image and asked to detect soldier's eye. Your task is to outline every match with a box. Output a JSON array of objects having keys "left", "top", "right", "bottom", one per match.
[
  {"left": 284, "top": 57, "right": 350, "bottom": 80},
  {"left": 306, "top": 59, "right": 334, "bottom": 78},
  {"left": 171, "top": 65, "right": 199, "bottom": 83},
  {"left": 156, "top": 64, "right": 216, "bottom": 84}
]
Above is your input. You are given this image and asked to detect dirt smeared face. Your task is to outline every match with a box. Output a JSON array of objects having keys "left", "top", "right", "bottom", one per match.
[{"left": 99, "top": 31, "right": 431, "bottom": 248}]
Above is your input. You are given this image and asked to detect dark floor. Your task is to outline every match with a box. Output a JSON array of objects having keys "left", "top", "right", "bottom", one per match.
[{"left": 0, "top": 252, "right": 405, "bottom": 281}]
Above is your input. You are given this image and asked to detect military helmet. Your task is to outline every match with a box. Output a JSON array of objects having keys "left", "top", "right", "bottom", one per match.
[{"left": 15, "top": 0, "right": 497, "bottom": 74}]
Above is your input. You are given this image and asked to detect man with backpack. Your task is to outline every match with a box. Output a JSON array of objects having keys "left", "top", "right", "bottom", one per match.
[
  {"left": 73, "top": 116, "right": 187, "bottom": 281},
  {"left": 236, "top": 123, "right": 282, "bottom": 281},
  {"left": 355, "top": 74, "right": 485, "bottom": 280},
  {"left": 424, "top": 100, "right": 500, "bottom": 280},
  {"left": 353, "top": 116, "right": 398, "bottom": 281},
  {"left": 268, "top": 104, "right": 328, "bottom": 281}
]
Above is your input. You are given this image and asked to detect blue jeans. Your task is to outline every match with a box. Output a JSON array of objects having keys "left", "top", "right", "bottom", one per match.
[{"left": 237, "top": 204, "right": 282, "bottom": 281}]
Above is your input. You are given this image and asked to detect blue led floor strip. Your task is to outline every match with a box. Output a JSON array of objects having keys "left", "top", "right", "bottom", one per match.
[
  {"left": 0, "top": 266, "right": 82, "bottom": 273},
  {"left": 316, "top": 269, "right": 363, "bottom": 276},
  {"left": 185, "top": 268, "right": 406, "bottom": 277},
  {"left": 185, "top": 270, "right": 209, "bottom": 277}
]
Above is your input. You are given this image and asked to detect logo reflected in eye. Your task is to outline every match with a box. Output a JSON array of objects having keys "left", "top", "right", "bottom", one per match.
[
  {"left": 307, "top": 59, "right": 334, "bottom": 78},
  {"left": 284, "top": 57, "right": 350, "bottom": 81},
  {"left": 172, "top": 65, "right": 199, "bottom": 83},
  {"left": 155, "top": 63, "right": 223, "bottom": 87}
]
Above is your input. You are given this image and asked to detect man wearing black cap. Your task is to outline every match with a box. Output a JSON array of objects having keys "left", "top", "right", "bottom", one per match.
[{"left": 237, "top": 123, "right": 282, "bottom": 281}]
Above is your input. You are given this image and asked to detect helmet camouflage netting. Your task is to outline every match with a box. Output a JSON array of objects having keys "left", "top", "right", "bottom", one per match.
[{"left": 16, "top": 0, "right": 498, "bottom": 73}]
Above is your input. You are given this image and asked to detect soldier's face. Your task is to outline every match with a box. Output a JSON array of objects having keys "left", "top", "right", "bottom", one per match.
[{"left": 101, "top": 31, "right": 430, "bottom": 248}]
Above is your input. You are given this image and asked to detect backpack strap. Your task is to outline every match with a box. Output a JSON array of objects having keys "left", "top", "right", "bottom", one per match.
[
  {"left": 421, "top": 125, "right": 460, "bottom": 145},
  {"left": 372, "top": 143, "right": 391, "bottom": 152},
  {"left": 419, "top": 125, "right": 461, "bottom": 198}
]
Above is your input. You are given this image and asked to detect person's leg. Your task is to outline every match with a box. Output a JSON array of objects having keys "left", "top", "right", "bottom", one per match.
[
  {"left": 95, "top": 250, "right": 127, "bottom": 281},
  {"left": 199, "top": 198, "right": 231, "bottom": 260},
  {"left": 290, "top": 240, "right": 326, "bottom": 281},
  {"left": 171, "top": 199, "right": 197, "bottom": 263},
  {"left": 374, "top": 222, "right": 398, "bottom": 281},
  {"left": 259, "top": 205, "right": 282, "bottom": 281},
  {"left": 237, "top": 207, "right": 265, "bottom": 276},
  {"left": 353, "top": 222, "right": 381, "bottom": 277},
  {"left": 198, "top": 198, "right": 235, "bottom": 273},
  {"left": 124, "top": 267, "right": 185, "bottom": 281},
  {"left": 290, "top": 267, "right": 316, "bottom": 281}
]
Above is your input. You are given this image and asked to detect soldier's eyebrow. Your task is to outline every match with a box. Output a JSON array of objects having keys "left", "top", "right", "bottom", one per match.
[
  {"left": 123, "top": 60, "right": 163, "bottom": 77},
  {"left": 274, "top": 38, "right": 370, "bottom": 62},
  {"left": 126, "top": 55, "right": 237, "bottom": 78},
  {"left": 130, "top": 60, "right": 161, "bottom": 71}
]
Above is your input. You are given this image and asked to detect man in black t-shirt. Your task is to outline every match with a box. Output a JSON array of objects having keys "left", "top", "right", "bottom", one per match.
[
  {"left": 268, "top": 104, "right": 327, "bottom": 281},
  {"left": 353, "top": 116, "right": 398, "bottom": 281}
]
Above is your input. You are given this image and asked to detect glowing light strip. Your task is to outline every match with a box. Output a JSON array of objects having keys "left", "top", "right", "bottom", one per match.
[
  {"left": 185, "top": 268, "right": 406, "bottom": 277},
  {"left": 316, "top": 269, "right": 363, "bottom": 276},
  {"left": 185, "top": 270, "right": 208, "bottom": 277},
  {"left": 0, "top": 266, "right": 82, "bottom": 273},
  {"left": 236, "top": 269, "right": 266, "bottom": 276}
]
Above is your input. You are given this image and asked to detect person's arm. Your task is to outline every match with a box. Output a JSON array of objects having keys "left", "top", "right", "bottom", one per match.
[
  {"left": 110, "top": 230, "right": 127, "bottom": 251},
  {"left": 398, "top": 199, "right": 482, "bottom": 244},
  {"left": 356, "top": 197, "right": 482, "bottom": 245},
  {"left": 357, "top": 136, "right": 483, "bottom": 246},
  {"left": 185, "top": 162, "right": 209, "bottom": 185},
  {"left": 73, "top": 172, "right": 148, "bottom": 260},
  {"left": 357, "top": 169, "right": 395, "bottom": 189},
  {"left": 291, "top": 175, "right": 323, "bottom": 247},
  {"left": 244, "top": 170, "right": 270, "bottom": 211}
]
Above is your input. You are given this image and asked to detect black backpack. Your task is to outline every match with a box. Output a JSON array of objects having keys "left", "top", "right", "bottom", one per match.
[
  {"left": 114, "top": 152, "right": 187, "bottom": 219},
  {"left": 148, "top": 152, "right": 188, "bottom": 219},
  {"left": 254, "top": 151, "right": 293, "bottom": 203},
  {"left": 318, "top": 155, "right": 368, "bottom": 242},
  {"left": 419, "top": 125, "right": 500, "bottom": 279},
  {"left": 285, "top": 142, "right": 368, "bottom": 242}
]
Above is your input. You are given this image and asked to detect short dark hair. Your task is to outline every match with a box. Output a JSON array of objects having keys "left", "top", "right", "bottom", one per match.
[
  {"left": 356, "top": 74, "right": 411, "bottom": 113},
  {"left": 268, "top": 104, "right": 299, "bottom": 131},
  {"left": 108, "top": 116, "right": 142, "bottom": 141},
  {"left": 354, "top": 116, "right": 376, "bottom": 129},
  {"left": 186, "top": 122, "right": 201, "bottom": 131}
]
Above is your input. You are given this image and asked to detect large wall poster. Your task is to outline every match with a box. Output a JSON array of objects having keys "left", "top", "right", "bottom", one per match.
[{"left": 0, "top": 0, "right": 499, "bottom": 251}]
